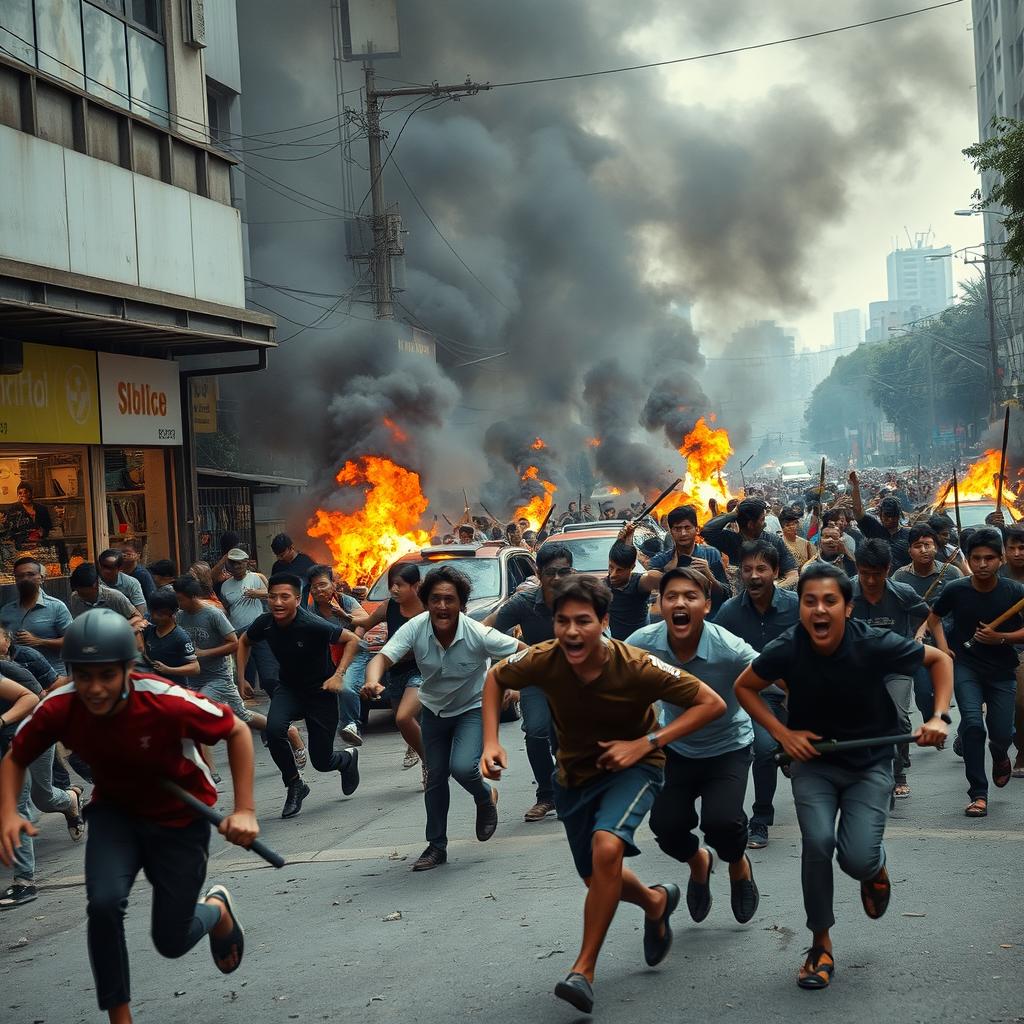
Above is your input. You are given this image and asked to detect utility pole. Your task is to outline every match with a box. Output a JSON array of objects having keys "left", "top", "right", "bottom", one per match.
[
  {"left": 964, "top": 250, "right": 1002, "bottom": 420},
  {"left": 361, "top": 71, "right": 489, "bottom": 320}
]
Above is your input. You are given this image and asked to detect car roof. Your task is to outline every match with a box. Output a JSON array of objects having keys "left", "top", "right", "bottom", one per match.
[
  {"left": 547, "top": 525, "right": 623, "bottom": 540},
  {"left": 392, "top": 542, "right": 533, "bottom": 561}
]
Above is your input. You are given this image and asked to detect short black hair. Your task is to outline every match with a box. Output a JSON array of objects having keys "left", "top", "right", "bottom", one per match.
[
  {"left": 1004, "top": 526, "right": 1024, "bottom": 546},
  {"left": 855, "top": 538, "right": 893, "bottom": 569},
  {"left": 490, "top": 526, "right": 503, "bottom": 540},
  {"left": 736, "top": 498, "right": 766, "bottom": 529},
  {"left": 148, "top": 559, "right": 177, "bottom": 579},
  {"left": 779, "top": 506, "right": 801, "bottom": 524},
  {"left": 148, "top": 590, "right": 180, "bottom": 616},
  {"left": 16, "top": 481, "right": 33, "bottom": 495},
  {"left": 267, "top": 572, "right": 303, "bottom": 594},
  {"left": 658, "top": 565, "right": 710, "bottom": 598},
  {"left": 739, "top": 539, "right": 779, "bottom": 571},
  {"left": 879, "top": 496, "right": 902, "bottom": 516},
  {"left": 420, "top": 565, "right": 471, "bottom": 608},
  {"left": 98, "top": 548, "right": 123, "bottom": 568},
  {"left": 388, "top": 562, "right": 421, "bottom": 587},
  {"left": 271, "top": 533, "right": 293, "bottom": 555},
  {"left": 308, "top": 563, "right": 333, "bottom": 582},
  {"left": 12, "top": 556, "right": 41, "bottom": 574},
  {"left": 964, "top": 526, "right": 1003, "bottom": 557},
  {"left": 70, "top": 563, "right": 98, "bottom": 588},
  {"left": 928, "top": 514, "right": 953, "bottom": 533},
  {"left": 457, "top": 524, "right": 475, "bottom": 536},
  {"left": 822, "top": 508, "right": 847, "bottom": 527},
  {"left": 551, "top": 575, "right": 612, "bottom": 618},
  {"left": 537, "top": 542, "right": 574, "bottom": 572},
  {"left": 908, "top": 525, "right": 940, "bottom": 546},
  {"left": 640, "top": 537, "right": 662, "bottom": 557},
  {"left": 172, "top": 574, "right": 204, "bottom": 599},
  {"left": 608, "top": 541, "right": 637, "bottom": 569},
  {"left": 797, "top": 561, "right": 853, "bottom": 602},
  {"left": 666, "top": 505, "right": 698, "bottom": 528}
]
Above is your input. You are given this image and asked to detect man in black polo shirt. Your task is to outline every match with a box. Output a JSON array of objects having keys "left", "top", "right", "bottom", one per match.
[
  {"left": 735, "top": 563, "right": 951, "bottom": 991},
  {"left": 703, "top": 498, "right": 799, "bottom": 588},
  {"left": 848, "top": 471, "right": 911, "bottom": 573},
  {"left": 486, "top": 542, "right": 571, "bottom": 822},
  {"left": 604, "top": 529, "right": 660, "bottom": 640},
  {"left": 238, "top": 573, "right": 361, "bottom": 819},
  {"left": 713, "top": 540, "right": 798, "bottom": 849}
]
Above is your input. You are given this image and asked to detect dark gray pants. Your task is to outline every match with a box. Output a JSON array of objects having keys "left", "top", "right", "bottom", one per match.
[{"left": 790, "top": 758, "right": 892, "bottom": 932}]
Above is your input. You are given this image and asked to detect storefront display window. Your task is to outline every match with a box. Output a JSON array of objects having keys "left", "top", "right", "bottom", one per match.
[
  {"left": 0, "top": 449, "right": 92, "bottom": 584},
  {"left": 103, "top": 447, "right": 175, "bottom": 563}
]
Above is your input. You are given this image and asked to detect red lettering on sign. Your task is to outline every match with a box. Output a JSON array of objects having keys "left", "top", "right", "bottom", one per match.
[{"left": 116, "top": 381, "right": 169, "bottom": 417}]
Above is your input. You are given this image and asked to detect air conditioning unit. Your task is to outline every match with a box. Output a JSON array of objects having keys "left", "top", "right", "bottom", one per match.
[{"left": 181, "top": 0, "right": 207, "bottom": 49}]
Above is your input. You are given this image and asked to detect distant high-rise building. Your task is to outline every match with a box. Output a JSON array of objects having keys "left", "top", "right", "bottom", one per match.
[
  {"left": 865, "top": 299, "right": 925, "bottom": 344},
  {"left": 833, "top": 309, "right": 864, "bottom": 349},
  {"left": 886, "top": 237, "right": 954, "bottom": 317}
]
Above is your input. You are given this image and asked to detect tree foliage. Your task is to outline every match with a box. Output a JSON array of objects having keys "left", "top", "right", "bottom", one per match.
[{"left": 963, "top": 117, "right": 1024, "bottom": 270}]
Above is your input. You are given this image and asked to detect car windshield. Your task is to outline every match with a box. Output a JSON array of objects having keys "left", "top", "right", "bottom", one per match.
[
  {"left": 553, "top": 536, "right": 615, "bottom": 573},
  {"left": 367, "top": 558, "right": 501, "bottom": 601}
]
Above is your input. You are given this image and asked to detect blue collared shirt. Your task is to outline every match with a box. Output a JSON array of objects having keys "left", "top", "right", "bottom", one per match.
[
  {"left": 626, "top": 620, "right": 755, "bottom": 758},
  {"left": 0, "top": 589, "right": 73, "bottom": 673},
  {"left": 381, "top": 611, "right": 519, "bottom": 717}
]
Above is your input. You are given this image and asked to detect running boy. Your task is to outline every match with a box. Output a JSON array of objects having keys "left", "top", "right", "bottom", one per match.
[
  {"left": 481, "top": 576, "right": 725, "bottom": 1014},
  {"left": 0, "top": 608, "right": 259, "bottom": 1024}
]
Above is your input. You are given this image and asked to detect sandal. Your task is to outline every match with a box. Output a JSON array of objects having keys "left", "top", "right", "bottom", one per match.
[
  {"left": 964, "top": 798, "right": 988, "bottom": 817},
  {"left": 992, "top": 755, "right": 1012, "bottom": 789},
  {"left": 204, "top": 885, "right": 244, "bottom": 974},
  {"left": 797, "top": 945, "right": 835, "bottom": 989},
  {"left": 860, "top": 865, "right": 891, "bottom": 920},
  {"left": 893, "top": 783, "right": 910, "bottom": 799}
]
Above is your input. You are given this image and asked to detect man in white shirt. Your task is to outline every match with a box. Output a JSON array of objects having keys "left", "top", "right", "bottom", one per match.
[
  {"left": 219, "top": 549, "right": 278, "bottom": 695},
  {"left": 362, "top": 565, "right": 525, "bottom": 872}
]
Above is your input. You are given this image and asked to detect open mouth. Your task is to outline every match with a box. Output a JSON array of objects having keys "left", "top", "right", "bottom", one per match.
[
  {"left": 670, "top": 609, "right": 691, "bottom": 627},
  {"left": 810, "top": 619, "right": 831, "bottom": 639},
  {"left": 562, "top": 639, "right": 586, "bottom": 657}
]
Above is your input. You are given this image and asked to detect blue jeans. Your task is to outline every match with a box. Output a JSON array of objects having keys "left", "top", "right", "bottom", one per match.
[
  {"left": 519, "top": 685, "right": 556, "bottom": 804},
  {"left": 790, "top": 758, "right": 892, "bottom": 932},
  {"left": 421, "top": 706, "right": 491, "bottom": 849},
  {"left": 750, "top": 689, "right": 788, "bottom": 828},
  {"left": 885, "top": 674, "right": 913, "bottom": 785},
  {"left": 954, "top": 663, "right": 1016, "bottom": 800},
  {"left": 340, "top": 649, "right": 373, "bottom": 725}
]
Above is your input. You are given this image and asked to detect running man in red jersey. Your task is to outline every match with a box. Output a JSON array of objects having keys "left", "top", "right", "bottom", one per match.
[{"left": 0, "top": 608, "right": 260, "bottom": 1024}]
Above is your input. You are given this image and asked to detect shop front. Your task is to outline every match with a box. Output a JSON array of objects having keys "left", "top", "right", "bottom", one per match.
[{"left": 0, "top": 344, "right": 183, "bottom": 600}]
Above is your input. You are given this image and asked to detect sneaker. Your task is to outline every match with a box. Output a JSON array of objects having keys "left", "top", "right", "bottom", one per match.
[
  {"left": 411, "top": 844, "right": 447, "bottom": 871},
  {"left": 292, "top": 746, "right": 308, "bottom": 771},
  {"left": 421, "top": 763, "right": 429, "bottom": 792},
  {"left": 281, "top": 780, "right": 310, "bottom": 819},
  {"left": 339, "top": 722, "right": 363, "bottom": 747},
  {"left": 0, "top": 881, "right": 37, "bottom": 910},
  {"left": 554, "top": 973, "right": 594, "bottom": 1014},
  {"left": 524, "top": 800, "right": 555, "bottom": 823},
  {"left": 747, "top": 823, "right": 769, "bottom": 849},
  {"left": 340, "top": 748, "right": 360, "bottom": 796},
  {"left": 402, "top": 745, "right": 420, "bottom": 770},
  {"left": 64, "top": 786, "right": 86, "bottom": 842}
]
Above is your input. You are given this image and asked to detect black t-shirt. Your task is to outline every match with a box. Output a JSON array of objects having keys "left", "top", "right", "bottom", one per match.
[
  {"left": 603, "top": 574, "right": 650, "bottom": 640},
  {"left": 271, "top": 552, "right": 316, "bottom": 583},
  {"left": 494, "top": 588, "right": 554, "bottom": 645},
  {"left": 856, "top": 516, "right": 911, "bottom": 573},
  {"left": 932, "top": 576, "right": 1024, "bottom": 674},
  {"left": 141, "top": 624, "right": 197, "bottom": 670},
  {"left": 752, "top": 618, "right": 924, "bottom": 769},
  {"left": 0, "top": 659, "right": 40, "bottom": 754},
  {"left": 245, "top": 607, "right": 342, "bottom": 690}
]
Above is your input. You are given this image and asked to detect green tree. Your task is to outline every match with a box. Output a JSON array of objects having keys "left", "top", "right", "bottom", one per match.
[{"left": 963, "top": 117, "right": 1024, "bottom": 269}]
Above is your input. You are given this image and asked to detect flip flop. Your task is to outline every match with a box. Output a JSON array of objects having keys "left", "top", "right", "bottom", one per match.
[
  {"left": 964, "top": 799, "right": 988, "bottom": 817},
  {"left": 204, "top": 885, "right": 244, "bottom": 974}
]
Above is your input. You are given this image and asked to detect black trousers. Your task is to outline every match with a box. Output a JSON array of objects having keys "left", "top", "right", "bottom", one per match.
[
  {"left": 266, "top": 684, "right": 351, "bottom": 785},
  {"left": 84, "top": 802, "right": 220, "bottom": 1010},
  {"left": 649, "top": 745, "right": 753, "bottom": 866}
]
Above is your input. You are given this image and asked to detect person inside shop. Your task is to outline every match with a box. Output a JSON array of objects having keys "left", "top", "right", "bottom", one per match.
[{"left": 4, "top": 484, "right": 53, "bottom": 549}]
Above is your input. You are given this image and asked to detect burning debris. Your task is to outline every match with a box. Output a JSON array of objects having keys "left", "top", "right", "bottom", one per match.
[{"left": 655, "top": 417, "right": 736, "bottom": 523}]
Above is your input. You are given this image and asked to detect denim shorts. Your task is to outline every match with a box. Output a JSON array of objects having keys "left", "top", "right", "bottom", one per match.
[
  {"left": 200, "top": 678, "right": 255, "bottom": 724},
  {"left": 553, "top": 762, "right": 664, "bottom": 879},
  {"left": 385, "top": 667, "right": 422, "bottom": 706}
]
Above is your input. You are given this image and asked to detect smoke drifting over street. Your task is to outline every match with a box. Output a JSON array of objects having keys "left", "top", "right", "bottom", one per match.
[{"left": 234, "top": 0, "right": 974, "bottom": 524}]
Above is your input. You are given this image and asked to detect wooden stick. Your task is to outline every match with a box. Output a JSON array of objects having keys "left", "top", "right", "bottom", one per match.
[
  {"left": 920, "top": 545, "right": 962, "bottom": 603},
  {"left": 951, "top": 466, "right": 962, "bottom": 533},
  {"left": 635, "top": 478, "right": 683, "bottom": 523},
  {"left": 441, "top": 513, "right": 455, "bottom": 528},
  {"left": 774, "top": 733, "right": 920, "bottom": 766},
  {"left": 537, "top": 503, "right": 557, "bottom": 536},
  {"left": 963, "top": 593, "right": 1024, "bottom": 648},
  {"left": 996, "top": 406, "right": 1011, "bottom": 514},
  {"left": 479, "top": 501, "right": 498, "bottom": 524},
  {"left": 814, "top": 457, "right": 826, "bottom": 550}
]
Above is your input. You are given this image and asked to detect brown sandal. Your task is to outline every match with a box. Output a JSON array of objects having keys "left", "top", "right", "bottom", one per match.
[
  {"left": 860, "top": 865, "right": 891, "bottom": 919},
  {"left": 797, "top": 945, "right": 835, "bottom": 989},
  {"left": 964, "top": 798, "right": 988, "bottom": 817}
]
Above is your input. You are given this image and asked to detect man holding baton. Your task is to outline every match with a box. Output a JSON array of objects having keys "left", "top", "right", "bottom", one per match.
[
  {"left": 735, "top": 564, "right": 951, "bottom": 991},
  {"left": 0, "top": 608, "right": 259, "bottom": 1024}
]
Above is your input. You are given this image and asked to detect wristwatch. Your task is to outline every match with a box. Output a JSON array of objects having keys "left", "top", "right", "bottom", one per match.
[
  {"left": 646, "top": 732, "right": 660, "bottom": 749},
  {"left": 938, "top": 712, "right": 953, "bottom": 725}
]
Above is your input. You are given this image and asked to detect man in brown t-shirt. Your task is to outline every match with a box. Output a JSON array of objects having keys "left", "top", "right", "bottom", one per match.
[{"left": 481, "top": 576, "right": 725, "bottom": 1016}]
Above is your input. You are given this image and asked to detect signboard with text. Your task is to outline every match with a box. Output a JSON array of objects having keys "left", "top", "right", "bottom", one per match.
[
  {"left": 0, "top": 343, "right": 100, "bottom": 444},
  {"left": 97, "top": 352, "right": 182, "bottom": 446},
  {"left": 190, "top": 377, "right": 218, "bottom": 433}
]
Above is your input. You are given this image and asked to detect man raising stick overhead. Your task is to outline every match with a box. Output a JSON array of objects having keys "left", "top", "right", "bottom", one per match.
[
  {"left": 735, "top": 563, "right": 952, "bottom": 991},
  {"left": 0, "top": 609, "right": 259, "bottom": 1024},
  {"left": 480, "top": 576, "right": 725, "bottom": 1015}
]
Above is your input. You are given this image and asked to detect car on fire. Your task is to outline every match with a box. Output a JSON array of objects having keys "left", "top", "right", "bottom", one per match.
[
  {"left": 542, "top": 519, "right": 663, "bottom": 578},
  {"left": 934, "top": 497, "right": 1021, "bottom": 529}
]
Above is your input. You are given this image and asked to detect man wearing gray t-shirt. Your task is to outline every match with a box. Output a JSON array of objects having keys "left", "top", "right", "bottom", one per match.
[{"left": 219, "top": 549, "right": 279, "bottom": 695}]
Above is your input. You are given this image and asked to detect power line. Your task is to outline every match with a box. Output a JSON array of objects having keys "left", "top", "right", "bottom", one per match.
[{"left": 489, "top": 1, "right": 965, "bottom": 88}]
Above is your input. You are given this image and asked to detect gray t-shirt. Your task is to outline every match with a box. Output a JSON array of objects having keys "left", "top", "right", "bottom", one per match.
[
  {"left": 176, "top": 604, "right": 236, "bottom": 687},
  {"left": 113, "top": 571, "right": 146, "bottom": 610},
  {"left": 221, "top": 572, "right": 267, "bottom": 631}
]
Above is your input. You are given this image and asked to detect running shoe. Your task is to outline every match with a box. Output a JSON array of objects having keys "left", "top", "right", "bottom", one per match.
[
  {"left": 0, "top": 881, "right": 37, "bottom": 910},
  {"left": 747, "top": 823, "right": 769, "bottom": 849},
  {"left": 64, "top": 786, "right": 86, "bottom": 842},
  {"left": 402, "top": 745, "right": 420, "bottom": 770},
  {"left": 293, "top": 746, "right": 308, "bottom": 771},
  {"left": 524, "top": 800, "right": 555, "bottom": 822},
  {"left": 339, "top": 722, "right": 363, "bottom": 747}
]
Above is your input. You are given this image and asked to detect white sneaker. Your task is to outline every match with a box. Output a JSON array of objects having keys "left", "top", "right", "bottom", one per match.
[
  {"left": 339, "top": 722, "right": 363, "bottom": 747},
  {"left": 293, "top": 746, "right": 308, "bottom": 770}
]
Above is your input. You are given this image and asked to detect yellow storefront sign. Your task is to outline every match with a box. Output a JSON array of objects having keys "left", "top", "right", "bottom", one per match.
[
  {"left": 0, "top": 343, "right": 100, "bottom": 444},
  {"left": 191, "top": 377, "right": 218, "bottom": 434}
]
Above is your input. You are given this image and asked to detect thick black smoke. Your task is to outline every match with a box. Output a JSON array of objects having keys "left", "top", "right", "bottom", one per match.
[{"left": 234, "top": 0, "right": 973, "bottom": 517}]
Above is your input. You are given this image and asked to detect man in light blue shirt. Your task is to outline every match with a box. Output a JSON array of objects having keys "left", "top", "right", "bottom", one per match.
[
  {"left": 364, "top": 565, "right": 524, "bottom": 872},
  {"left": 626, "top": 565, "right": 759, "bottom": 927},
  {"left": 0, "top": 557, "right": 73, "bottom": 674}
]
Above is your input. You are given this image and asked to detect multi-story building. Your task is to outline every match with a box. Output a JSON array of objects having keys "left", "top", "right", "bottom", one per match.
[
  {"left": 885, "top": 238, "right": 954, "bottom": 317},
  {"left": 971, "top": 0, "right": 1024, "bottom": 394},
  {"left": 832, "top": 308, "right": 864, "bottom": 349},
  {"left": 0, "top": 0, "right": 275, "bottom": 600}
]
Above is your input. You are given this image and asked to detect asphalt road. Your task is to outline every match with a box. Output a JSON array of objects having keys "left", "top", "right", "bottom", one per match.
[{"left": 2, "top": 705, "right": 1022, "bottom": 1024}]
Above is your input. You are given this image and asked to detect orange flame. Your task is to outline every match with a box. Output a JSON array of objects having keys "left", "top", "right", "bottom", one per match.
[
  {"left": 936, "top": 449, "right": 1019, "bottom": 505},
  {"left": 308, "top": 456, "right": 432, "bottom": 587},
  {"left": 608, "top": 486, "right": 622, "bottom": 496},
  {"left": 514, "top": 464, "right": 557, "bottom": 530},
  {"left": 531, "top": 437, "right": 546, "bottom": 450},
  {"left": 587, "top": 437, "right": 602, "bottom": 448},
  {"left": 382, "top": 417, "right": 407, "bottom": 443},
  {"left": 654, "top": 417, "right": 736, "bottom": 524}
]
